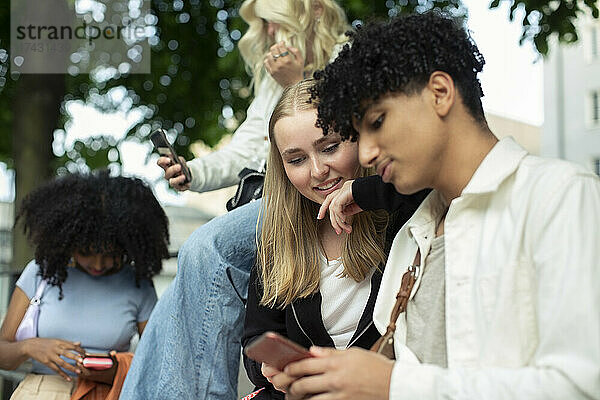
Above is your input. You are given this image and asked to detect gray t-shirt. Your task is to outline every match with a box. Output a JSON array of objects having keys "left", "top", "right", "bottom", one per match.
[
  {"left": 16, "top": 260, "right": 157, "bottom": 375},
  {"left": 406, "top": 235, "right": 447, "bottom": 367}
]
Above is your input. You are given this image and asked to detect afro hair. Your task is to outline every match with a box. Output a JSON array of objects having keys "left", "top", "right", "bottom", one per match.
[
  {"left": 310, "top": 12, "right": 486, "bottom": 141},
  {"left": 15, "top": 171, "right": 170, "bottom": 299}
]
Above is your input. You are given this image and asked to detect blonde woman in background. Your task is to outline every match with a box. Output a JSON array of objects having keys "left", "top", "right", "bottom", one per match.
[
  {"left": 239, "top": 0, "right": 347, "bottom": 91},
  {"left": 121, "top": 2, "right": 350, "bottom": 399},
  {"left": 160, "top": 0, "right": 348, "bottom": 193},
  {"left": 241, "top": 80, "right": 424, "bottom": 399}
]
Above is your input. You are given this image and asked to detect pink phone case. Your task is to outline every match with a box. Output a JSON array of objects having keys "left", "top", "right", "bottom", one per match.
[
  {"left": 82, "top": 356, "right": 113, "bottom": 370},
  {"left": 244, "top": 331, "right": 312, "bottom": 371}
]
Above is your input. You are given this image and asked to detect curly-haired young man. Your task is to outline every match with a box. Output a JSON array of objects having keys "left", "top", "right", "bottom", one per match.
[{"left": 276, "top": 12, "right": 600, "bottom": 400}]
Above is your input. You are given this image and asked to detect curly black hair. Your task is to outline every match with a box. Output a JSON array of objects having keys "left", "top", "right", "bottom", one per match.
[
  {"left": 310, "top": 12, "right": 486, "bottom": 141},
  {"left": 15, "top": 171, "right": 170, "bottom": 299}
]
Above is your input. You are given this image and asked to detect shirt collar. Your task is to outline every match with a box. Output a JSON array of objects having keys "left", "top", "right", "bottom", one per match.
[
  {"left": 461, "top": 136, "right": 528, "bottom": 195},
  {"left": 405, "top": 137, "right": 527, "bottom": 233}
]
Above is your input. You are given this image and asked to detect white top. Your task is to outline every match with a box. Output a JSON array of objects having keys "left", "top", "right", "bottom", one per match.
[
  {"left": 187, "top": 76, "right": 283, "bottom": 193},
  {"left": 319, "top": 255, "right": 373, "bottom": 349},
  {"left": 374, "top": 137, "right": 600, "bottom": 400},
  {"left": 17, "top": 260, "right": 157, "bottom": 376}
]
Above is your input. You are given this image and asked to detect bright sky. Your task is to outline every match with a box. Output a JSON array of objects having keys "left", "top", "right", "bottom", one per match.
[
  {"left": 463, "top": 0, "right": 543, "bottom": 126},
  {"left": 0, "top": 2, "right": 544, "bottom": 202}
]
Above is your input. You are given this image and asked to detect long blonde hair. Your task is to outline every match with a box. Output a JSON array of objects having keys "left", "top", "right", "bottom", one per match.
[
  {"left": 238, "top": 0, "right": 349, "bottom": 93},
  {"left": 258, "top": 80, "right": 387, "bottom": 308}
]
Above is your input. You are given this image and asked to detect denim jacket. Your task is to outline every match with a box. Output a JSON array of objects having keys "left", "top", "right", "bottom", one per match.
[{"left": 374, "top": 137, "right": 600, "bottom": 399}]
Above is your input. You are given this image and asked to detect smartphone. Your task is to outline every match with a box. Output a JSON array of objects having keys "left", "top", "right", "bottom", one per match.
[
  {"left": 82, "top": 352, "right": 114, "bottom": 370},
  {"left": 244, "top": 331, "right": 312, "bottom": 371},
  {"left": 150, "top": 128, "right": 192, "bottom": 184}
]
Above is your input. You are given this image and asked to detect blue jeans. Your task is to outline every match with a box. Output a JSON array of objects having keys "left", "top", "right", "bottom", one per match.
[{"left": 120, "top": 200, "right": 261, "bottom": 400}]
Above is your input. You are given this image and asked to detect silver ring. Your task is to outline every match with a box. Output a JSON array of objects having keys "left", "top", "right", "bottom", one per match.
[
  {"left": 272, "top": 53, "right": 280, "bottom": 60},
  {"left": 278, "top": 51, "right": 289, "bottom": 57}
]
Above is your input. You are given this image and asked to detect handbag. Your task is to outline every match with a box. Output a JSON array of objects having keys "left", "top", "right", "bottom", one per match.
[
  {"left": 370, "top": 249, "right": 421, "bottom": 359},
  {"left": 15, "top": 279, "right": 48, "bottom": 341},
  {"left": 226, "top": 167, "right": 265, "bottom": 211}
]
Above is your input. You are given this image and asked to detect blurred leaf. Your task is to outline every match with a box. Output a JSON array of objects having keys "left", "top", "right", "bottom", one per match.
[
  {"left": 1, "top": 0, "right": 597, "bottom": 176},
  {"left": 490, "top": 0, "right": 599, "bottom": 55}
]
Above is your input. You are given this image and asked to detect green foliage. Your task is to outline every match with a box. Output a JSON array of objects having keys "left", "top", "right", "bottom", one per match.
[
  {"left": 1, "top": 0, "right": 596, "bottom": 175},
  {"left": 61, "top": 0, "right": 466, "bottom": 173},
  {"left": 0, "top": 0, "right": 466, "bottom": 174},
  {"left": 489, "top": 0, "right": 599, "bottom": 55}
]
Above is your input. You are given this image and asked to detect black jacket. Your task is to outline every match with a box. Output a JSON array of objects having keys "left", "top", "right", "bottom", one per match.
[{"left": 241, "top": 176, "right": 429, "bottom": 400}]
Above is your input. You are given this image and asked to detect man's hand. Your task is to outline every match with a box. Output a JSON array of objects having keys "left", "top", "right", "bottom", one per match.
[
  {"left": 264, "top": 41, "right": 304, "bottom": 88},
  {"left": 284, "top": 347, "right": 393, "bottom": 400},
  {"left": 317, "top": 180, "right": 363, "bottom": 235},
  {"left": 157, "top": 156, "right": 191, "bottom": 191}
]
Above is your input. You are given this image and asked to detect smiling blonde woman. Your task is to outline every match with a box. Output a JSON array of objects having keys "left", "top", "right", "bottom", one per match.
[
  {"left": 240, "top": 80, "right": 425, "bottom": 400},
  {"left": 122, "top": 2, "right": 354, "bottom": 400}
]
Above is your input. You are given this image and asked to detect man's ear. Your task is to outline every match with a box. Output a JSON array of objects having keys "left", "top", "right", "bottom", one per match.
[{"left": 428, "top": 71, "right": 455, "bottom": 118}]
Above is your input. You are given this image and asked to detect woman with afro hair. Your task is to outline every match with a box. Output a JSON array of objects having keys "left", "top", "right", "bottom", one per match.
[{"left": 0, "top": 171, "right": 169, "bottom": 399}]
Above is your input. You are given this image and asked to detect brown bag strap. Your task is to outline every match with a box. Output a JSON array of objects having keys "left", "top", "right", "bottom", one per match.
[
  {"left": 371, "top": 248, "right": 421, "bottom": 359},
  {"left": 386, "top": 249, "right": 420, "bottom": 330}
]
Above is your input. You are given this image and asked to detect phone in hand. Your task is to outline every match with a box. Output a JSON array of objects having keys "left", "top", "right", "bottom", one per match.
[
  {"left": 150, "top": 128, "right": 192, "bottom": 184},
  {"left": 244, "top": 331, "right": 312, "bottom": 371},
  {"left": 82, "top": 352, "right": 114, "bottom": 370}
]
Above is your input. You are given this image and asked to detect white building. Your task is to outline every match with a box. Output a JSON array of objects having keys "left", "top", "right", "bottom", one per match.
[
  {"left": 543, "top": 15, "right": 600, "bottom": 174},
  {"left": 486, "top": 113, "right": 541, "bottom": 155}
]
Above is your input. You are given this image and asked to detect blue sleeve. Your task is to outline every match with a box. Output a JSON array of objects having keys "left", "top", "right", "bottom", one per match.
[
  {"left": 15, "top": 260, "right": 42, "bottom": 299},
  {"left": 136, "top": 279, "right": 158, "bottom": 322}
]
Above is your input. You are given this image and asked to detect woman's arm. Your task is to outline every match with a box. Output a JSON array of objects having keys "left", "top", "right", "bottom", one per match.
[
  {"left": 0, "top": 287, "right": 84, "bottom": 380},
  {"left": 0, "top": 287, "right": 33, "bottom": 370},
  {"left": 242, "top": 265, "right": 287, "bottom": 389},
  {"left": 185, "top": 77, "right": 284, "bottom": 193},
  {"left": 318, "top": 176, "right": 429, "bottom": 234},
  {"left": 352, "top": 176, "right": 429, "bottom": 213}
]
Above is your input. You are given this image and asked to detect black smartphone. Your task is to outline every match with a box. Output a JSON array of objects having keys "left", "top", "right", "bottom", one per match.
[
  {"left": 244, "top": 331, "right": 312, "bottom": 371},
  {"left": 150, "top": 128, "right": 192, "bottom": 184}
]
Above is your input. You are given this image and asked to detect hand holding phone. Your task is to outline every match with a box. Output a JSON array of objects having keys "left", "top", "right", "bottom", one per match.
[
  {"left": 150, "top": 129, "right": 192, "bottom": 185},
  {"left": 82, "top": 352, "right": 114, "bottom": 370},
  {"left": 244, "top": 331, "right": 312, "bottom": 371}
]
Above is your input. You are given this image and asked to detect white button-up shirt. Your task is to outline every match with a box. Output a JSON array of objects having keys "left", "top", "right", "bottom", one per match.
[{"left": 373, "top": 137, "right": 600, "bottom": 399}]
